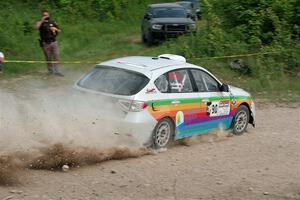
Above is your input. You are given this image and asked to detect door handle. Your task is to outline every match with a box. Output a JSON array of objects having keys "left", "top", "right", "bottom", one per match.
[
  {"left": 152, "top": 102, "right": 158, "bottom": 111},
  {"left": 202, "top": 99, "right": 211, "bottom": 106},
  {"left": 171, "top": 100, "right": 181, "bottom": 104},
  {"left": 202, "top": 99, "right": 209, "bottom": 103}
]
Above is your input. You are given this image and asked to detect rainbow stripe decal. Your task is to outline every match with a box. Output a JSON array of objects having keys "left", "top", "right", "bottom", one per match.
[{"left": 148, "top": 96, "right": 252, "bottom": 139}]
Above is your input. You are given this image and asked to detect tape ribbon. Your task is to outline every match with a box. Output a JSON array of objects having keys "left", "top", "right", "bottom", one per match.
[
  {"left": 4, "top": 51, "right": 284, "bottom": 64},
  {"left": 5, "top": 60, "right": 98, "bottom": 64}
]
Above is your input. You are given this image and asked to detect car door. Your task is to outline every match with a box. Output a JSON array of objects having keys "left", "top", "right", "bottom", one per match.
[
  {"left": 189, "top": 69, "right": 232, "bottom": 134},
  {"left": 152, "top": 69, "right": 203, "bottom": 139}
]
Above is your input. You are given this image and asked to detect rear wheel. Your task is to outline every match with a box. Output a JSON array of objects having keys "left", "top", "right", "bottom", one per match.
[
  {"left": 232, "top": 105, "right": 250, "bottom": 135},
  {"left": 153, "top": 118, "right": 174, "bottom": 149}
]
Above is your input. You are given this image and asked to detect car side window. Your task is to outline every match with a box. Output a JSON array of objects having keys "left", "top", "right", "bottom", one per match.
[
  {"left": 154, "top": 74, "right": 169, "bottom": 93},
  {"left": 190, "top": 69, "right": 207, "bottom": 92},
  {"left": 202, "top": 72, "right": 220, "bottom": 92},
  {"left": 168, "top": 69, "right": 193, "bottom": 93}
]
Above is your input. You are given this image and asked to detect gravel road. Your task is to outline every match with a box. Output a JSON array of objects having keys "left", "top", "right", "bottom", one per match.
[
  {"left": 0, "top": 76, "right": 299, "bottom": 200},
  {"left": 0, "top": 105, "right": 299, "bottom": 200}
]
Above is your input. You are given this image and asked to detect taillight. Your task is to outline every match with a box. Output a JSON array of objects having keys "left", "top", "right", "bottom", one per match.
[{"left": 118, "top": 100, "right": 148, "bottom": 112}]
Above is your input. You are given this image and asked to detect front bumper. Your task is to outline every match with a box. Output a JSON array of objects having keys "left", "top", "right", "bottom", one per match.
[
  {"left": 250, "top": 101, "right": 256, "bottom": 127},
  {"left": 151, "top": 24, "right": 196, "bottom": 39}
]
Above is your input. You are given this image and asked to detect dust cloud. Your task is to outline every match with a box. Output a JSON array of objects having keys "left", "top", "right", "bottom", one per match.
[
  {"left": 0, "top": 85, "right": 150, "bottom": 185},
  {"left": 29, "top": 143, "right": 151, "bottom": 170},
  {"left": 0, "top": 155, "right": 22, "bottom": 186},
  {"left": 0, "top": 77, "right": 230, "bottom": 186}
]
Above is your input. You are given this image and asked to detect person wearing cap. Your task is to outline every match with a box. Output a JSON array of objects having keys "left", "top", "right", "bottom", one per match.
[
  {"left": 0, "top": 52, "right": 4, "bottom": 74},
  {"left": 36, "top": 9, "right": 64, "bottom": 76}
]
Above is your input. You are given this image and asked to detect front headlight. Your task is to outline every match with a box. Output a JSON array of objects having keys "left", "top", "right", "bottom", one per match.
[
  {"left": 189, "top": 24, "right": 196, "bottom": 30},
  {"left": 152, "top": 24, "right": 163, "bottom": 30}
]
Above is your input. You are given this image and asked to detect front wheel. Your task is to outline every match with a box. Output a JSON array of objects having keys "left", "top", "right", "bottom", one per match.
[
  {"left": 232, "top": 105, "right": 250, "bottom": 135},
  {"left": 141, "top": 31, "right": 147, "bottom": 43},
  {"left": 146, "top": 31, "right": 154, "bottom": 46},
  {"left": 152, "top": 118, "right": 175, "bottom": 149},
  {"left": 192, "top": 15, "right": 198, "bottom": 21}
]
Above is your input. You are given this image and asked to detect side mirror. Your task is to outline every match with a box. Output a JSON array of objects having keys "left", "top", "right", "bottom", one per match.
[
  {"left": 220, "top": 83, "right": 229, "bottom": 92},
  {"left": 187, "top": 13, "right": 191, "bottom": 18},
  {"left": 144, "top": 13, "right": 152, "bottom": 20}
]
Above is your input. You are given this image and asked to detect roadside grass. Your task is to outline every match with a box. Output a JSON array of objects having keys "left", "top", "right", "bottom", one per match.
[
  {"left": 189, "top": 58, "right": 300, "bottom": 103},
  {"left": 0, "top": 2, "right": 299, "bottom": 103}
]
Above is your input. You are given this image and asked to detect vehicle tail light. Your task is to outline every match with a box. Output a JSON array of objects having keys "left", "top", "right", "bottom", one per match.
[{"left": 118, "top": 100, "right": 148, "bottom": 112}]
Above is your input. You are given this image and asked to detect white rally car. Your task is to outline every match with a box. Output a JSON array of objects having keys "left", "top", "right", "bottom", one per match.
[{"left": 75, "top": 54, "right": 255, "bottom": 148}]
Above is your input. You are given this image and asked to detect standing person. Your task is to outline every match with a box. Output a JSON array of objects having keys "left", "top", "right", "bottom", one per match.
[
  {"left": 0, "top": 51, "right": 4, "bottom": 74},
  {"left": 36, "top": 9, "right": 64, "bottom": 76}
]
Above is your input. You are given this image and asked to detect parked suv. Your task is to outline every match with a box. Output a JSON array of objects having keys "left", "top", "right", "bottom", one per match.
[
  {"left": 141, "top": 3, "right": 197, "bottom": 45},
  {"left": 176, "top": 1, "right": 198, "bottom": 21},
  {"left": 184, "top": 0, "right": 202, "bottom": 19}
]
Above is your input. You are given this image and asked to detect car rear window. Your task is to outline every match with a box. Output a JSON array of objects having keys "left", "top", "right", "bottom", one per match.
[{"left": 78, "top": 66, "right": 150, "bottom": 96}]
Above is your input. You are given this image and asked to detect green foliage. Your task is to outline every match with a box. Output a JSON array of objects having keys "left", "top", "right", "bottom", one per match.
[
  {"left": 170, "top": 0, "right": 300, "bottom": 74},
  {"left": 0, "top": 0, "right": 299, "bottom": 101},
  {"left": 208, "top": 0, "right": 299, "bottom": 45}
]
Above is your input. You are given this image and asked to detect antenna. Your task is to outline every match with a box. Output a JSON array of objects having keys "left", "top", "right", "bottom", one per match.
[{"left": 158, "top": 54, "right": 186, "bottom": 62}]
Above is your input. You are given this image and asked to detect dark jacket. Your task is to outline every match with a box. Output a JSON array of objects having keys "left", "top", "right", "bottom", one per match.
[{"left": 39, "top": 19, "right": 59, "bottom": 43}]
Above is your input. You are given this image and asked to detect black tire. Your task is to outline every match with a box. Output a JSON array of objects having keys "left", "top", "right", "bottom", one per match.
[
  {"left": 141, "top": 31, "right": 147, "bottom": 43},
  {"left": 192, "top": 15, "right": 198, "bottom": 21},
  {"left": 146, "top": 31, "right": 154, "bottom": 46},
  {"left": 152, "top": 118, "right": 175, "bottom": 149},
  {"left": 142, "top": 34, "right": 146, "bottom": 43},
  {"left": 232, "top": 105, "right": 250, "bottom": 135},
  {"left": 197, "top": 14, "right": 202, "bottom": 20}
]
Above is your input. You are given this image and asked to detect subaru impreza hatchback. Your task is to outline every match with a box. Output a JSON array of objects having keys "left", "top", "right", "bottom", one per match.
[{"left": 75, "top": 54, "right": 255, "bottom": 148}]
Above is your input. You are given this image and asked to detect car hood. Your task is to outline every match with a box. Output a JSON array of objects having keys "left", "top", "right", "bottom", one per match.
[
  {"left": 229, "top": 85, "right": 251, "bottom": 97},
  {"left": 151, "top": 18, "right": 195, "bottom": 24}
]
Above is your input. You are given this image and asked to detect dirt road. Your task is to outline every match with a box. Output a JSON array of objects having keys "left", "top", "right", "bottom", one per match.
[
  {"left": 0, "top": 76, "right": 300, "bottom": 200},
  {"left": 0, "top": 104, "right": 299, "bottom": 200}
]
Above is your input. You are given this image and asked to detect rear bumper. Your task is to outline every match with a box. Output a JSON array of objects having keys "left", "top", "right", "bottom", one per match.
[{"left": 100, "top": 110, "right": 157, "bottom": 146}]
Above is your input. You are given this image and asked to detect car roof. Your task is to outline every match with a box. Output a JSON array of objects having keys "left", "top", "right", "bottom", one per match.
[
  {"left": 149, "top": 3, "right": 184, "bottom": 8},
  {"left": 177, "top": 1, "right": 193, "bottom": 4},
  {"left": 100, "top": 56, "right": 185, "bottom": 71},
  {"left": 98, "top": 56, "right": 211, "bottom": 78}
]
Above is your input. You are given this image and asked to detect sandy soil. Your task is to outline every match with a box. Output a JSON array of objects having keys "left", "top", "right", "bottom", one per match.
[
  {"left": 0, "top": 105, "right": 298, "bottom": 200},
  {"left": 0, "top": 76, "right": 299, "bottom": 200}
]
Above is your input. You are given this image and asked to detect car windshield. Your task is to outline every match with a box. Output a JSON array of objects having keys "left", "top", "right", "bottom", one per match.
[
  {"left": 152, "top": 7, "right": 186, "bottom": 18},
  {"left": 185, "top": 0, "right": 199, "bottom": 7},
  {"left": 77, "top": 66, "right": 150, "bottom": 96},
  {"left": 178, "top": 2, "right": 192, "bottom": 10},
  {"left": 185, "top": 0, "right": 198, "bottom": 3}
]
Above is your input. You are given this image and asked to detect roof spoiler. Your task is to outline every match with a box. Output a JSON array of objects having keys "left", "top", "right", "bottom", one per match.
[{"left": 158, "top": 54, "right": 186, "bottom": 63}]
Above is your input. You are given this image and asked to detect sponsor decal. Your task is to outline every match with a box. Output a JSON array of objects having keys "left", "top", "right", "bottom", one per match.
[
  {"left": 231, "top": 99, "right": 236, "bottom": 106},
  {"left": 208, "top": 100, "right": 230, "bottom": 117},
  {"left": 176, "top": 111, "right": 184, "bottom": 127},
  {"left": 146, "top": 88, "right": 157, "bottom": 94}
]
